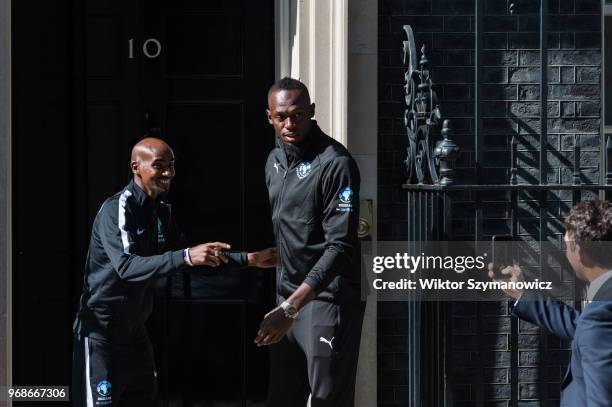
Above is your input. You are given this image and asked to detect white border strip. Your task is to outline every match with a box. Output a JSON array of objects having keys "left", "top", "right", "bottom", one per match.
[
  {"left": 3, "top": 0, "right": 12, "bottom": 403},
  {"left": 84, "top": 338, "right": 94, "bottom": 407},
  {"left": 603, "top": 1, "right": 606, "bottom": 187}
]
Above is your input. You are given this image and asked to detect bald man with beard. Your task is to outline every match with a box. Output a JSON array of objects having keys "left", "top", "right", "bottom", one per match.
[{"left": 72, "top": 138, "right": 276, "bottom": 407}]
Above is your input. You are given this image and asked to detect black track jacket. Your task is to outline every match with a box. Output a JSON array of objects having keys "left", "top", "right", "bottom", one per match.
[
  {"left": 73, "top": 180, "right": 186, "bottom": 344},
  {"left": 266, "top": 123, "right": 361, "bottom": 303}
]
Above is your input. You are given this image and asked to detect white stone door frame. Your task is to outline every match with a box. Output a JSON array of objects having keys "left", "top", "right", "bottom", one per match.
[{"left": 275, "top": 0, "right": 348, "bottom": 145}]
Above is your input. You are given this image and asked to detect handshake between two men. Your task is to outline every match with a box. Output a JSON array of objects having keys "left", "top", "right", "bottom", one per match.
[{"left": 185, "top": 241, "right": 277, "bottom": 269}]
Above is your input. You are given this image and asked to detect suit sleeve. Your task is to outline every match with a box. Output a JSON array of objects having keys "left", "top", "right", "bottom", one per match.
[
  {"left": 578, "top": 306, "right": 612, "bottom": 406},
  {"left": 512, "top": 290, "right": 580, "bottom": 341},
  {"left": 303, "top": 156, "right": 360, "bottom": 293},
  {"left": 99, "top": 199, "right": 185, "bottom": 282}
]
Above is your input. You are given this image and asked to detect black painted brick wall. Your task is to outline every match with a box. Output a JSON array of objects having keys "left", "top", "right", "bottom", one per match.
[{"left": 378, "top": 0, "right": 601, "bottom": 405}]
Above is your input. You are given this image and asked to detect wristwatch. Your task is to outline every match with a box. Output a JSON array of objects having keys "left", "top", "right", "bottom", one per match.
[{"left": 280, "top": 301, "right": 299, "bottom": 319}]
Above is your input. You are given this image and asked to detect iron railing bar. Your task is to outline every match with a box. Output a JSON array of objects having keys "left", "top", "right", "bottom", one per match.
[
  {"left": 413, "top": 191, "right": 417, "bottom": 241},
  {"left": 415, "top": 191, "right": 421, "bottom": 405},
  {"left": 442, "top": 191, "right": 453, "bottom": 407},
  {"left": 419, "top": 191, "right": 424, "bottom": 405},
  {"left": 572, "top": 190, "right": 586, "bottom": 315},
  {"left": 540, "top": 0, "right": 548, "bottom": 186},
  {"left": 408, "top": 190, "right": 412, "bottom": 242},
  {"left": 475, "top": 0, "right": 483, "bottom": 185},
  {"left": 510, "top": 189, "right": 518, "bottom": 407},
  {"left": 436, "top": 301, "right": 441, "bottom": 407},
  {"left": 429, "top": 191, "right": 433, "bottom": 240},
  {"left": 475, "top": 191, "right": 483, "bottom": 241},
  {"left": 434, "top": 192, "right": 439, "bottom": 407},
  {"left": 573, "top": 134, "right": 580, "bottom": 187},
  {"left": 604, "top": 135, "right": 612, "bottom": 199},
  {"left": 412, "top": 189, "right": 415, "bottom": 407},
  {"left": 475, "top": 193, "right": 484, "bottom": 406},
  {"left": 539, "top": 6, "right": 551, "bottom": 402},
  {"left": 443, "top": 193, "right": 451, "bottom": 239},
  {"left": 408, "top": 191, "right": 413, "bottom": 404},
  {"left": 538, "top": 189, "right": 549, "bottom": 407},
  {"left": 241, "top": 302, "right": 247, "bottom": 407}
]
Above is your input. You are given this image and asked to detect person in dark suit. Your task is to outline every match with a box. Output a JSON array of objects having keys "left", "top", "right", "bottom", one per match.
[{"left": 489, "top": 200, "right": 612, "bottom": 407}]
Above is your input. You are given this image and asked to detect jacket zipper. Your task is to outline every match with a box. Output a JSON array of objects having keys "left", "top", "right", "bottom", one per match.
[{"left": 274, "top": 167, "right": 288, "bottom": 291}]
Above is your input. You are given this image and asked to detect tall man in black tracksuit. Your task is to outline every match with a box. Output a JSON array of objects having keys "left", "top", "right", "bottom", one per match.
[
  {"left": 72, "top": 138, "right": 276, "bottom": 407},
  {"left": 255, "top": 78, "right": 365, "bottom": 406}
]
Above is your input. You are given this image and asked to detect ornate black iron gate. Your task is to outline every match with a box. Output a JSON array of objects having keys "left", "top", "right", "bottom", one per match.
[{"left": 400, "top": 0, "right": 612, "bottom": 404}]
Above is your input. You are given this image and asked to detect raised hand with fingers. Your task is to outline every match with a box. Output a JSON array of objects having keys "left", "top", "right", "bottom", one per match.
[{"left": 487, "top": 262, "right": 525, "bottom": 299}]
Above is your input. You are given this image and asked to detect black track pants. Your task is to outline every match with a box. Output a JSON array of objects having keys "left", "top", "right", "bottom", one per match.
[
  {"left": 72, "top": 335, "right": 159, "bottom": 407},
  {"left": 267, "top": 300, "right": 366, "bottom": 407}
]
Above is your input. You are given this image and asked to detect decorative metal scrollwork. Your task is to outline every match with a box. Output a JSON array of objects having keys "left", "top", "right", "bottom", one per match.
[{"left": 402, "top": 25, "right": 459, "bottom": 186}]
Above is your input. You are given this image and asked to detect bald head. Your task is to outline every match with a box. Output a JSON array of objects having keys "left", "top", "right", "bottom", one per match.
[
  {"left": 131, "top": 137, "right": 173, "bottom": 163},
  {"left": 130, "top": 137, "right": 175, "bottom": 198}
]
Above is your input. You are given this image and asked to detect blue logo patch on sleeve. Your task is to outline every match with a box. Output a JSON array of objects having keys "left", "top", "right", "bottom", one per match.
[
  {"left": 96, "top": 380, "right": 111, "bottom": 397},
  {"left": 337, "top": 187, "right": 354, "bottom": 212},
  {"left": 96, "top": 380, "right": 112, "bottom": 405},
  {"left": 339, "top": 187, "right": 353, "bottom": 203}
]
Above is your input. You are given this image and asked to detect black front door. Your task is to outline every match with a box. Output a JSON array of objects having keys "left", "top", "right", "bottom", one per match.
[{"left": 12, "top": 0, "right": 275, "bottom": 404}]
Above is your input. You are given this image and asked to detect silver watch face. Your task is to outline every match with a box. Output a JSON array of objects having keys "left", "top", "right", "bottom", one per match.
[{"left": 282, "top": 303, "right": 298, "bottom": 319}]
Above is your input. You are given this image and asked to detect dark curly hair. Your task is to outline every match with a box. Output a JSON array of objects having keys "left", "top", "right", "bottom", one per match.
[{"left": 564, "top": 200, "right": 612, "bottom": 268}]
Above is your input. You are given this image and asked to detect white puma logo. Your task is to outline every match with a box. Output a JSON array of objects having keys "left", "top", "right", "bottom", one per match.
[{"left": 319, "top": 336, "right": 334, "bottom": 349}]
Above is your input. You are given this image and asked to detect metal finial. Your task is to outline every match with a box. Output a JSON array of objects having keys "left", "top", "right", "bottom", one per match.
[
  {"left": 606, "top": 134, "right": 612, "bottom": 185},
  {"left": 573, "top": 134, "right": 581, "bottom": 186},
  {"left": 433, "top": 120, "right": 460, "bottom": 186},
  {"left": 510, "top": 135, "right": 518, "bottom": 185}
]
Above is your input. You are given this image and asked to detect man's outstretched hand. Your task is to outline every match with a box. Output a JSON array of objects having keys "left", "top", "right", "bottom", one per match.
[
  {"left": 254, "top": 306, "right": 293, "bottom": 346},
  {"left": 487, "top": 262, "right": 525, "bottom": 300},
  {"left": 189, "top": 242, "right": 231, "bottom": 267},
  {"left": 248, "top": 247, "right": 277, "bottom": 268}
]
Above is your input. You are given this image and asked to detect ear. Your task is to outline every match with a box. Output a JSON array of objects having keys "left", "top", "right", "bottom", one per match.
[
  {"left": 130, "top": 161, "right": 139, "bottom": 175},
  {"left": 310, "top": 103, "right": 316, "bottom": 118},
  {"left": 266, "top": 109, "right": 273, "bottom": 125},
  {"left": 576, "top": 244, "right": 595, "bottom": 267}
]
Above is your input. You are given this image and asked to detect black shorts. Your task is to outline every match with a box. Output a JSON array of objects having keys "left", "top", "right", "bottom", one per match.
[
  {"left": 71, "top": 335, "right": 158, "bottom": 407},
  {"left": 267, "top": 300, "right": 366, "bottom": 407}
]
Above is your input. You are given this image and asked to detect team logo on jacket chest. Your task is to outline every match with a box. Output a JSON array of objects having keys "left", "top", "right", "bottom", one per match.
[{"left": 296, "top": 162, "right": 312, "bottom": 179}]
